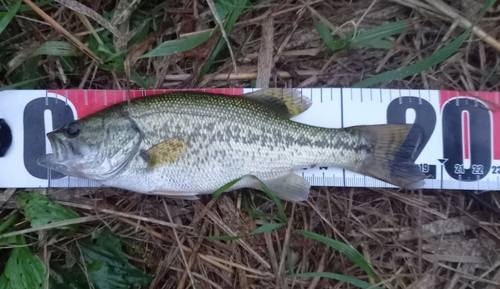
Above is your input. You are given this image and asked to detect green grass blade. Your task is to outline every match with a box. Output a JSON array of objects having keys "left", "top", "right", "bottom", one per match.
[
  {"left": 0, "top": 0, "right": 52, "bottom": 12},
  {"left": 130, "top": 69, "right": 152, "bottom": 89},
  {"left": 140, "top": 30, "right": 212, "bottom": 58},
  {"left": 288, "top": 272, "right": 384, "bottom": 289},
  {"left": 59, "top": 56, "right": 75, "bottom": 72},
  {"left": 20, "top": 56, "right": 40, "bottom": 89},
  {"left": 351, "top": 20, "right": 407, "bottom": 49},
  {"left": 217, "top": 0, "right": 255, "bottom": 10},
  {"left": 253, "top": 178, "right": 287, "bottom": 223},
  {"left": 198, "top": 0, "right": 247, "bottom": 80},
  {"left": 205, "top": 235, "right": 242, "bottom": 241},
  {"left": 0, "top": 0, "right": 22, "bottom": 35},
  {"left": 314, "top": 21, "right": 334, "bottom": 48},
  {"left": 205, "top": 222, "right": 286, "bottom": 241},
  {"left": 31, "top": 41, "right": 80, "bottom": 57},
  {"left": 353, "top": 0, "right": 497, "bottom": 88},
  {"left": 250, "top": 222, "right": 286, "bottom": 234},
  {"left": 215, "top": 1, "right": 230, "bottom": 20},
  {"left": 241, "top": 195, "right": 274, "bottom": 219},
  {"left": 212, "top": 176, "right": 245, "bottom": 198},
  {"left": 314, "top": 21, "right": 347, "bottom": 51},
  {"left": 0, "top": 213, "right": 20, "bottom": 235},
  {"left": 295, "top": 230, "right": 379, "bottom": 281},
  {"left": 0, "top": 76, "right": 49, "bottom": 91},
  {"left": 353, "top": 30, "right": 470, "bottom": 88},
  {"left": 212, "top": 175, "right": 286, "bottom": 223}
]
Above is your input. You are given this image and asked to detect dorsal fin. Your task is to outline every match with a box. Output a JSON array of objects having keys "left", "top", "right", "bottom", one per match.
[{"left": 242, "top": 88, "right": 312, "bottom": 118}]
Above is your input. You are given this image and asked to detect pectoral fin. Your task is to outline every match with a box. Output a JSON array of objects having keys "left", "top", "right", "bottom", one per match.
[
  {"left": 144, "top": 138, "right": 187, "bottom": 168},
  {"left": 259, "top": 173, "right": 311, "bottom": 202},
  {"left": 243, "top": 88, "right": 312, "bottom": 118}
]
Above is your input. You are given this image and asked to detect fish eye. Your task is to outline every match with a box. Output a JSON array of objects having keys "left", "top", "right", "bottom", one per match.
[{"left": 64, "top": 121, "right": 81, "bottom": 138}]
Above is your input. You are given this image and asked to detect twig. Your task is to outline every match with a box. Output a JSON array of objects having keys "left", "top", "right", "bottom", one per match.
[
  {"left": 0, "top": 188, "right": 17, "bottom": 209},
  {"left": 299, "top": 0, "right": 346, "bottom": 38},
  {"left": 272, "top": 4, "right": 307, "bottom": 64},
  {"left": 22, "top": 0, "right": 102, "bottom": 63},
  {"left": 118, "top": 215, "right": 274, "bottom": 277},
  {"left": 264, "top": 231, "right": 279, "bottom": 277},
  {"left": 162, "top": 199, "right": 196, "bottom": 289},
  {"left": 235, "top": 0, "right": 324, "bottom": 26},
  {"left": 116, "top": 216, "right": 236, "bottom": 274},
  {"left": 201, "top": 254, "right": 274, "bottom": 276},
  {"left": 55, "top": 201, "right": 192, "bottom": 230},
  {"left": 306, "top": 245, "right": 327, "bottom": 289},
  {"left": 206, "top": 0, "right": 238, "bottom": 73},
  {"left": 425, "top": 0, "right": 500, "bottom": 52},
  {"left": 203, "top": 209, "right": 271, "bottom": 269},
  {"left": 53, "top": 0, "right": 121, "bottom": 37},
  {"left": 168, "top": 267, "right": 223, "bottom": 289},
  {"left": 356, "top": 0, "right": 379, "bottom": 26},
  {"left": 163, "top": 69, "right": 327, "bottom": 82},
  {"left": 0, "top": 215, "right": 106, "bottom": 239},
  {"left": 43, "top": 241, "right": 50, "bottom": 289},
  {"left": 78, "top": 62, "right": 93, "bottom": 89},
  {"left": 0, "top": 212, "right": 20, "bottom": 234},
  {"left": 175, "top": 221, "right": 208, "bottom": 289},
  {"left": 256, "top": 17, "right": 274, "bottom": 88},
  {"left": 277, "top": 202, "right": 296, "bottom": 288}
]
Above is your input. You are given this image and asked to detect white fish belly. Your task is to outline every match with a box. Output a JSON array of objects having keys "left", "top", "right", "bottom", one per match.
[{"left": 100, "top": 150, "right": 293, "bottom": 195}]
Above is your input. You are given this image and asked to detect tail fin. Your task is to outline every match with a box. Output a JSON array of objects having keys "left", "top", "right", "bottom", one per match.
[{"left": 345, "top": 124, "right": 426, "bottom": 189}]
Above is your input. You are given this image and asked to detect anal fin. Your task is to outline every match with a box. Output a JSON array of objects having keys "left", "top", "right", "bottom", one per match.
[{"left": 257, "top": 173, "right": 311, "bottom": 202}]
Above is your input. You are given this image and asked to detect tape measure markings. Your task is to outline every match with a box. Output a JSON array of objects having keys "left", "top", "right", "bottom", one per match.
[{"left": 1, "top": 88, "right": 500, "bottom": 191}]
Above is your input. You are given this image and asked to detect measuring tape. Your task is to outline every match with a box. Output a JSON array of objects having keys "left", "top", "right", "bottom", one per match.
[{"left": 1, "top": 88, "right": 499, "bottom": 191}]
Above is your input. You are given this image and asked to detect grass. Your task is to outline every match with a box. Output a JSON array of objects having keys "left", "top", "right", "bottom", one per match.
[
  {"left": 352, "top": 0, "right": 498, "bottom": 88},
  {"left": 1, "top": 0, "right": 500, "bottom": 288}
]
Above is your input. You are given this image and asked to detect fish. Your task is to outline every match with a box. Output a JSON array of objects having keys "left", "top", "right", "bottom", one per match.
[{"left": 37, "top": 89, "right": 426, "bottom": 201}]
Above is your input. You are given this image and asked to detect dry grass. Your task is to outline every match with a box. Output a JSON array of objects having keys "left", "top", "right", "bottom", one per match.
[{"left": 1, "top": 0, "right": 500, "bottom": 288}]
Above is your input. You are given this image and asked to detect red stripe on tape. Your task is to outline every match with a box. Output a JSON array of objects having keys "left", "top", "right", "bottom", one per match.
[{"left": 439, "top": 90, "right": 500, "bottom": 160}]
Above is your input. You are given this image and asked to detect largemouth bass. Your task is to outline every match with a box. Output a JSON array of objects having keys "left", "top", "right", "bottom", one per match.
[{"left": 37, "top": 89, "right": 426, "bottom": 201}]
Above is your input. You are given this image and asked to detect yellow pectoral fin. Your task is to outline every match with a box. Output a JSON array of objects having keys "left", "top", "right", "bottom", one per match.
[{"left": 146, "top": 138, "right": 188, "bottom": 168}]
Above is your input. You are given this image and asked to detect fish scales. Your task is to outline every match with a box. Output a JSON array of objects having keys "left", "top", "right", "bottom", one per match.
[
  {"left": 113, "top": 93, "right": 364, "bottom": 191},
  {"left": 37, "top": 89, "right": 426, "bottom": 201}
]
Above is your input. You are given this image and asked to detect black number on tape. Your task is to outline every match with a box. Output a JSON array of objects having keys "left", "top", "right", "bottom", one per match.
[
  {"left": 0, "top": 119, "right": 12, "bottom": 157},
  {"left": 386, "top": 96, "right": 436, "bottom": 161},
  {"left": 442, "top": 98, "right": 491, "bottom": 180},
  {"left": 23, "top": 97, "right": 75, "bottom": 179}
]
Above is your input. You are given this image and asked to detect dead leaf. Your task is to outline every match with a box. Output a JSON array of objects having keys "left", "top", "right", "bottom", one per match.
[{"left": 180, "top": 15, "right": 197, "bottom": 34}]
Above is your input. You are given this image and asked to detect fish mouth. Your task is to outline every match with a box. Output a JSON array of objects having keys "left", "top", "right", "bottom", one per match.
[{"left": 36, "top": 132, "right": 70, "bottom": 174}]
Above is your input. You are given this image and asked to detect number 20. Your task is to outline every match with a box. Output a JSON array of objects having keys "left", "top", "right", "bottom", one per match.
[{"left": 387, "top": 96, "right": 492, "bottom": 181}]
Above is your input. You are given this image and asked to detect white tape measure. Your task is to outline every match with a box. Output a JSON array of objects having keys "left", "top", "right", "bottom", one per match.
[{"left": 1, "top": 88, "right": 499, "bottom": 191}]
